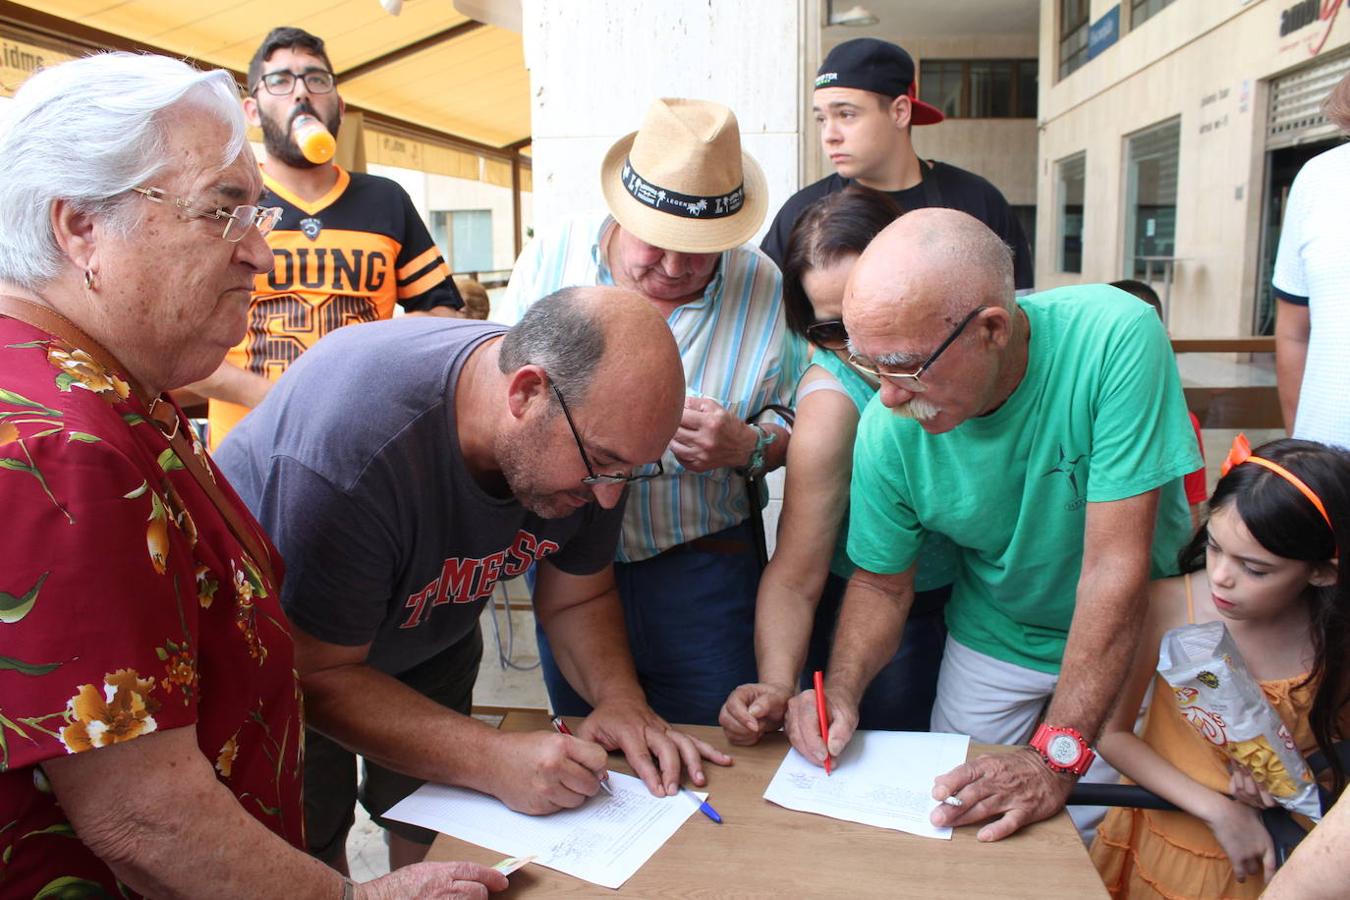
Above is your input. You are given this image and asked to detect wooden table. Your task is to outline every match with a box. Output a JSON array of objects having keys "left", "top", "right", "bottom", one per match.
[{"left": 426, "top": 711, "right": 1108, "bottom": 898}]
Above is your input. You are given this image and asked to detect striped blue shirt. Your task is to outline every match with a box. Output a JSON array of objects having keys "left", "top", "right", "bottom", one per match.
[{"left": 499, "top": 212, "right": 806, "bottom": 562}]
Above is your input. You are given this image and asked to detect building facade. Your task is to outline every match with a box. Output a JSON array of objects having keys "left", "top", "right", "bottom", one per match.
[{"left": 1038, "top": 0, "right": 1350, "bottom": 336}]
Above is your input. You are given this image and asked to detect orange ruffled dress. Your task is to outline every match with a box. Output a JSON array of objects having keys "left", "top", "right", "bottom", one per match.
[{"left": 1090, "top": 577, "right": 1320, "bottom": 899}]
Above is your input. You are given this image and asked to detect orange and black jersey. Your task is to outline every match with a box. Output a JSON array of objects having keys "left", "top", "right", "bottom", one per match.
[{"left": 211, "top": 167, "right": 461, "bottom": 447}]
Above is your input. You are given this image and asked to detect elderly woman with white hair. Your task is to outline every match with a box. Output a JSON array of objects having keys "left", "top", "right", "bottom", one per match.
[{"left": 0, "top": 54, "right": 506, "bottom": 899}]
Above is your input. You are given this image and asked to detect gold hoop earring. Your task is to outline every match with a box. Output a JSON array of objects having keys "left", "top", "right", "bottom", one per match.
[{"left": 84, "top": 269, "right": 96, "bottom": 291}]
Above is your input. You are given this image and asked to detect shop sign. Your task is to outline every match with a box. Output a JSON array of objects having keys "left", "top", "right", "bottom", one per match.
[
  {"left": 1088, "top": 6, "right": 1120, "bottom": 61},
  {"left": 1278, "top": 0, "right": 1348, "bottom": 56},
  {"left": 1, "top": 30, "right": 76, "bottom": 97}
]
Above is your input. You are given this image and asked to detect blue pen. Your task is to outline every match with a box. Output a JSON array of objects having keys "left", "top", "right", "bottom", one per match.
[{"left": 684, "top": 789, "right": 723, "bottom": 824}]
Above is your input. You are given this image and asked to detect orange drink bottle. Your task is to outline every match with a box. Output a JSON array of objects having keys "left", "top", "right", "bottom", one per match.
[{"left": 292, "top": 114, "right": 335, "bottom": 164}]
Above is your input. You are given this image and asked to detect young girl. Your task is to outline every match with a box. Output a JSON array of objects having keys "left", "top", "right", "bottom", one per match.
[{"left": 1091, "top": 436, "right": 1350, "bottom": 898}]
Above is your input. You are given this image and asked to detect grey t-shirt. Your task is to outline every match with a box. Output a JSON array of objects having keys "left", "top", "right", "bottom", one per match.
[{"left": 216, "top": 317, "right": 626, "bottom": 676}]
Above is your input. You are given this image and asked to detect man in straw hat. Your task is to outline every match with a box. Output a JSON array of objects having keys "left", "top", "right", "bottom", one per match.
[
  {"left": 760, "top": 38, "right": 1032, "bottom": 291},
  {"left": 500, "top": 97, "right": 805, "bottom": 727}
]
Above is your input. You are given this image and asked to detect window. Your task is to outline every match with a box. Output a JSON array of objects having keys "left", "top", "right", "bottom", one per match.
[
  {"left": 431, "top": 209, "right": 494, "bottom": 273},
  {"left": 1130, "top": 0, "right": 1176, "bottom": 30},
  {"left": 919, "top": 60, "right": 1037, "bottom": 119},
  {"left": 1056, "top": 154, "right": 1086, "bottom": 274},
  {"left": 1123, "top": 118, "right": 1180, "bottom": 279},
  {"left": 1060, "top": 0, "right": 1090, "bottom": 79}
]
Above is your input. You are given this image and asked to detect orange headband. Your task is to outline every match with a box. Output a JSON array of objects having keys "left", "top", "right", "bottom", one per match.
[{"left": 1220, "top": 433, "right": 1334, "bottom": 532}]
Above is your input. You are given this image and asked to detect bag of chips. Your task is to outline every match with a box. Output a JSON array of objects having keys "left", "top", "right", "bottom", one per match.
[{"left": 1157, "top": 620, "right": 1321, "bottom": 820}]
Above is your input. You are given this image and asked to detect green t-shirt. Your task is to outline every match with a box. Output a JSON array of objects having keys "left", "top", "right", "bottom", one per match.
[
  {"left": 847, "top": 285, "right": 1201, "bottom": 673},
  {"left": 808, "top": 351, "right": 958, "bottom": 590}
]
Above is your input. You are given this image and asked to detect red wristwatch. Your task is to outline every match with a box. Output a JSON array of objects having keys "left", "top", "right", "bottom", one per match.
[{"left": 1030, "top": 723, "right": 1095, "bottom": 776}]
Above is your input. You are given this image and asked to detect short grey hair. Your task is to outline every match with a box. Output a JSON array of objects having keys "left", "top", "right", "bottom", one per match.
[
  {"left": 0, "top": 52, "right": 247, "bottom": 289},
  {"left": 499, "top": 287, "right": 607, "bottom": 406}
]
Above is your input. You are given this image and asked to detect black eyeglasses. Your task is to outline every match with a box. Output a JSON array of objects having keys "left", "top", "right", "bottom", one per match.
[
  {"left": 256, "top": 69, "right": 336, "bottom": 96},
  {"left": 805, "top": 319, "right": 848, "bottom": 350},
  {"left": 548, "top": 380, "right": 663, "bottom": 485},
  {"left": 847, "top": 306, "right": 988, "bottom": 393}
]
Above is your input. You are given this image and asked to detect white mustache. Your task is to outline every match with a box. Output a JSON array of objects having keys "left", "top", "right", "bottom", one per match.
[{"left": 890, "top": 396, "right": 942, "bottom": 422}]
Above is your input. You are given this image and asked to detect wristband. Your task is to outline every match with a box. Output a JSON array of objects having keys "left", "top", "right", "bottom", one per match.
[
  {"left": 341, "top": 876, "right": 355, "bottom": 900},
  {"left": 736, "top": 423, "right": 776, "bottom": 478}
]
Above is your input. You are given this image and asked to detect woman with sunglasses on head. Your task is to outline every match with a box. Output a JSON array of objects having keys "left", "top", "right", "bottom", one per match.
[
  {"left": 720, "top": 188, "right": 958, "bottom": 745},
  {"left": 1090, "top": 436, "right": 1350, "bottom": 898}
]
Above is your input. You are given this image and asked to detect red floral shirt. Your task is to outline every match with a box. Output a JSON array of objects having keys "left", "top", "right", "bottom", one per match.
[{"left": 0, "top": 318, "right": 303, "bottom": 897}]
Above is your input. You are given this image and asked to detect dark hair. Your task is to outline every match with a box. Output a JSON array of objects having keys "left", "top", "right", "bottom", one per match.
[
  {"left": 499, "top": 287, "right": 606, "bottom": 406},
  {"left": 247, "top": 27, "right": 335, "bottom": 93},
  {"left": 1178, "top": 438, "right": 1350, "bottom": 795},
  {"left": 1110, "top": 279, "right": 1162, "bottom": 318},
  {"left": 781, "top": 187, "right": 904, "bottom": 337}
]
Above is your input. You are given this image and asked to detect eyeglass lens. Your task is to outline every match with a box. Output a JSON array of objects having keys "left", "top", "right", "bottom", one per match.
[
  {"left": 261, "top": 70, "right": 335, "bottom": 95},
  {"left": 806, "top": 320, "right": 848, "bottom": 350},
  {"left": 221, "top": 206, "right": 282, "bottom": 242}
]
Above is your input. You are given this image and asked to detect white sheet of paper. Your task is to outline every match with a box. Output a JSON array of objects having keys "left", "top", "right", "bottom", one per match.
[
  {"left": 383, "top": 772, "right": 703, "bottom": 889},
  {"left": 763, "top": 730, "right": 971, "bottom": 839}
]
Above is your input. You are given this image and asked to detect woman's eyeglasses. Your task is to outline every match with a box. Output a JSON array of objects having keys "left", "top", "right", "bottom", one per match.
[{"left": 131, "top": 187, "right": 282, "bottom": 243}]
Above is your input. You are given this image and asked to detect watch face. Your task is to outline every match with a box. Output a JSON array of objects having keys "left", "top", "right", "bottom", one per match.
[{"left": 1047, "top": 734, "right": 1081, "bottom": 766}]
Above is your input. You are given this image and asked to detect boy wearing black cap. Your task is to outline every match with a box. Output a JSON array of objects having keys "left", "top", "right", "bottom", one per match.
[{"left": 762, "top": 38, "right": 1032, "bottom": 290}]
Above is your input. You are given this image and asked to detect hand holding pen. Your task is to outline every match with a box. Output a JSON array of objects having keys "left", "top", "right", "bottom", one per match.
[
  {"left": 784, "top": 671, "right": 860, "bottom": 772},
  {"left": 551, "top": 715, "right": 614, "bottom": 795}
]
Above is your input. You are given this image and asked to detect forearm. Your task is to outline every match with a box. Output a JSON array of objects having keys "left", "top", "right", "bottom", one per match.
[
  {"left": 180, "top": 360, "right": 272, "bottom": 409},
  {"left": 1264, "top": 793, "right": 1350, "bottom": 898},
  {"left": 825, "top": 571, "right": 911, "bottom": 705},
  {"left": 46, "top": 731, "right": 341, "bottom": 900},
  {"left": 108, "top": 784, "right": 338, "bottom": 899},
  {"left": 1275, "top": 341, "right": 1307, "bottom": 434},
  {"left": 1275, "top": 303, "right": 1309, "bottom": 434},
  {"left": 1098, "top": 730, "right": 1230, "bottom": 823},
  {"left": 539, "top": 591, "right": 646, "bottom": 708},
  {"left": 753, "top": 562, "right": 828, "bottom": 689},
  {"left": 1045, "top": 567, "right": 1147, "bottom": 740},
  {"left": 301, "top": 661, "right": 506, "bottom": 793}
]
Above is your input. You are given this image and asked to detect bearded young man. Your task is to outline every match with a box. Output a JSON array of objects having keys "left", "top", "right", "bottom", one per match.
[{"left": 184, "top": 26, "right": 463, "bottom": 449}]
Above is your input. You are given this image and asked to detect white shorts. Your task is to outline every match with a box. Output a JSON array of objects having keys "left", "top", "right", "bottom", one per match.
[{"left": 930, "top": 635, "right": 1122, "bottom": 843}]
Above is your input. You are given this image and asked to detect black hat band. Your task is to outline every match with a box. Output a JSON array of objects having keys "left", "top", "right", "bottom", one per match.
[{"left": 622, "top": 159, "right": 744, "bottom": 220}]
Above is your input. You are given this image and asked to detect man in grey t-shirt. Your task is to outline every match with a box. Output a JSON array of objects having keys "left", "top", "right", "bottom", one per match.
[{"left": 218, "top": 286, "right": 730, "bottom": 873}]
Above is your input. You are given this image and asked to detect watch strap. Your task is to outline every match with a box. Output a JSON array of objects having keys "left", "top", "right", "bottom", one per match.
[{"left": 1030, "top": 722, "right": 1095, "bottom": 776}]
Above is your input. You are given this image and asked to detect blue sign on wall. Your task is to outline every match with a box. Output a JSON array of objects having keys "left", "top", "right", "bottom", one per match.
[{"left": 1088, "top": 5, "right": 1121, "bottom": 61}]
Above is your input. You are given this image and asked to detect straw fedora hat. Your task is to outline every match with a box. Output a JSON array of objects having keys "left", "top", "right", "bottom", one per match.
[{"left": 600, "top": 98, "right": 768, "bottom": 254}]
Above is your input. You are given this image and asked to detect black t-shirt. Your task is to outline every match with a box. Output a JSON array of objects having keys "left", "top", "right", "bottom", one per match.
[
  {"left": 760, "top": 163, "right": 1033, "bottom": 290},
  {"left": 216, "top": 318, "right": 626, "bottom": 676}
]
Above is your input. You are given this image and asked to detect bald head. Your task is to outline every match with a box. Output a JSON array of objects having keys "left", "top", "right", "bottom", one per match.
[
  {"left": 844, "top": 208, "right": 1014, "bottom": 325},
  {"left": 500, "top": 285, "right": 684, "bottom": 445}
]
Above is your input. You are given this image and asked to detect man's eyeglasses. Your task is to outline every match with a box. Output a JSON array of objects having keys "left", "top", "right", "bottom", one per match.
[
  {"left": 131, "top": 187, "right": 283, "bottom": 243},
  {"left": 549, "top": 380, "right": 663, "bottom": 485},
  {"left": 256, "top": 69, "right": 336, "bottom": 96},
  {"left": 805, "top": 320, "right": 848, "bottom": 351},
  {"left": 847, "top": 305, "right": 988, "bottom": 393}
]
